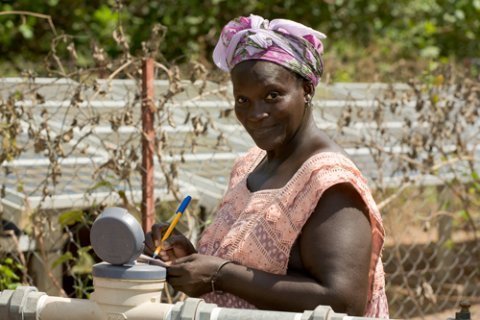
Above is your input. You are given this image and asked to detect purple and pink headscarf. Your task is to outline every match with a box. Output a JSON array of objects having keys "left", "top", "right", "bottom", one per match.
[{"left": 213, "top": 14, "right": 326, "bottom": 86}]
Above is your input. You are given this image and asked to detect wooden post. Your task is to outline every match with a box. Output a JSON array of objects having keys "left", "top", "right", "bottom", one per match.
[{"left": 141, "top": 58, "right": 155, "bottom": 232}]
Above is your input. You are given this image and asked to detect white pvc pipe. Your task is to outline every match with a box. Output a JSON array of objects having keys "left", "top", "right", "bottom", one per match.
[
  {"left": 37, "top": 295, "right": 104, "bottom": 320},
  {"left": 37, "top": 295, "right": 174, "bottom": 320},
  {"left": 123, "top": 303, "right": 173, "bottom": 320},
  {"left": 0, "top": 287, "right": 389, "bottom": 320}
]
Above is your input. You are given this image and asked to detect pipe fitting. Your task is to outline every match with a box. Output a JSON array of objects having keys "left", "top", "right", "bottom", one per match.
[
  {"left": 196, "top": 300, "right": 217, "bottom": 320},
  {"left": 23, "top": 291, "right": 47, "bottom": 320},
  {"left": 0, "top": 290, "right": 14, "bottom": 320},
  {"left": 171, "top": 298, "right": 204, "bottom": 320},
  {"left": 300, "top": 310, "right": 314, "bottom": 320},
  {"left": 10, "top": 286, "right": 38, "bottom": 320},
  {"left": 171, "top": 298, "right": 219, "bottom": 320},
  {"left": 0, "top": 286, "right": 46, "bottom": 320},
  {"left": 311, "top": 305, "right": 335, "bottom": 320}
]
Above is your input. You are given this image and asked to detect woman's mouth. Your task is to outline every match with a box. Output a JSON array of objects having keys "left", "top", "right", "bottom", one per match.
[{"left": 249, "top": 125, "right": 279, "bottom": 138}]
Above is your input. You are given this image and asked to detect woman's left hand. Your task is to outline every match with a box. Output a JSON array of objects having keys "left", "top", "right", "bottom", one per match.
[{"left": 167, "top": 253, "right": 228, "bottom": 297}]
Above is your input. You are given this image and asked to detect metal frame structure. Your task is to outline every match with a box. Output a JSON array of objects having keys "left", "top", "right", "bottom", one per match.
[{"left": 1, "top": 77, "right": 478, "bottom": 218}]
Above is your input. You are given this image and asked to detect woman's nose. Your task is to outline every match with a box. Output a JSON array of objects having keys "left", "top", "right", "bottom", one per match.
[{"left": 248, "top": 102, "right": 269, "bottom": 122}]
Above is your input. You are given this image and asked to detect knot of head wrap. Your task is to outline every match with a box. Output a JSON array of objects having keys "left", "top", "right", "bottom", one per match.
[{"left": 213, "top": 14, "right": 326, "bottom": 86}]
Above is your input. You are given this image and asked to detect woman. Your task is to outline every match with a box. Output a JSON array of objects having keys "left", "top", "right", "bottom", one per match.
[{"left": 145, "top": 14, "right": 388, "bottom": 318}]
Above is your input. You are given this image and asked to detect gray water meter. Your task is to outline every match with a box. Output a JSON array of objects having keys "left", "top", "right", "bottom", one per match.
[{"left": 90, "top": 207, "right": 166, "bottom": 280}]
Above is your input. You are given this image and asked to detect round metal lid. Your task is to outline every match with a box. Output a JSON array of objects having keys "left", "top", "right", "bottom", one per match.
[{"left": 90, "top": 207, "right": 145, "bottom": 265}]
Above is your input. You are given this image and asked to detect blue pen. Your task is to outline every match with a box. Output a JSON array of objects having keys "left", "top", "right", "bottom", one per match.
[{"left": 152, "top": 195, "right": 192, "bottom": 258}]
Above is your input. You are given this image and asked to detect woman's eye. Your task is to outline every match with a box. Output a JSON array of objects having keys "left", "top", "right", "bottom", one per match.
[
  {"left": 236, "top": 96, "right": 248, "bottom": 104},
  {"left": 266, "top": 92, "right": 279, "bottom": 100}
]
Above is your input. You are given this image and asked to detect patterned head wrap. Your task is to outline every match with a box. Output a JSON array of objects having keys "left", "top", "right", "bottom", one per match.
[{"left": 213, "top": 14, "right": 326, "bottom": 86}]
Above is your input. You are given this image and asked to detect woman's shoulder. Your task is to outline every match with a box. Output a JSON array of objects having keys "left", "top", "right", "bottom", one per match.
[
  {"left": 280, "top": 146, "right": 368, "bottom": 204},
  {"left": 296, "top": 146, "right": 360, "bottom": 179},
  {"left": 296, "top": 134, "right": 357, "bottom": 171}
]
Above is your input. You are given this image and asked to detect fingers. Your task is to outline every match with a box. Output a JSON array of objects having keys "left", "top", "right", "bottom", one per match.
[
  {"left": 166, "top": 264, "right": 183, "bottom": 277},
  {"left": 151, "top": 223, "right": 170, "bottom": 242},
  {"left": 159, "top": 247, "right": 177, "bottom": 262},
  {"left": 170, "top": 253, "right": 195, "bottom": 265},
  {"left": 137, "top": 254, "right": 170, "bottom": 267},
  {"left": 143, "top": 232, "right": 156, "bottom": 255},
  {"left": 145, "top": 223, "right": 196, "bottom": 260},
  {"left": 159, "top": 242, "right": 190, "bottom": 263},
  {"left": 144, "top": 223, "right": 171, "bottom": 256}
]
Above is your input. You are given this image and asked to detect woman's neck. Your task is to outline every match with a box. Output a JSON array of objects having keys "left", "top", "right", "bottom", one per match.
[{"left": 265, "top": 110, "right": 319, "bottom": 163}]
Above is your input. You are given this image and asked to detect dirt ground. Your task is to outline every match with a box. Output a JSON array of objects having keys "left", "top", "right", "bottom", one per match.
[{"left": 410, "top": 303, "right": 479, "bottom": 320}]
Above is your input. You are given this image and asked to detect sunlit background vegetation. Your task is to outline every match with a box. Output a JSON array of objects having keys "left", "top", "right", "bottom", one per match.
[{"left": 1, "top": 0, "right": 479, "bottom": 81}]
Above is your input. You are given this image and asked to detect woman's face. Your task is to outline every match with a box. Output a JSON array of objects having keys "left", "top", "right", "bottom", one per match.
[{"left": 231, "top": 60, "right": 308, "bottom": 151}]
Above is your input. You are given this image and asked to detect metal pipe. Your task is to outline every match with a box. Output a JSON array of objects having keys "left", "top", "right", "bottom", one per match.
[{"left": 141, "top": 57, "right": 156, "bottom": 233}]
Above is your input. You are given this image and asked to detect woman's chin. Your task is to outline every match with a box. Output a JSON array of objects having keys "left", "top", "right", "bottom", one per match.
[{"left": 252, "top": 138, "right": 282, "bottom": 151}]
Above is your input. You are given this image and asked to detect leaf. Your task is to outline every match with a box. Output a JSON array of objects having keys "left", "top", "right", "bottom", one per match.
[
  {"left": 433, "top": 75, "right": 444, "bottom": 86},
  {"left": 72, "top": 246, "right": 94, "bottom": 274},
  {"left": 442, "top": 239, "right": 455, "bottom": 250},
  {"left": 62, "top": 129, "right": 74, "bottom": 143},
  {"left": 5, "top": 268, "right": 18, "bottom": 279},
  {"left": 58, "top": 209, "right": 84, "bottom": 227},
  {"left": 0, "top": 265, "right": 19, "bottom": 280},
  {"left": 185, "top": 16, "right": 203, "bottom": 25},
  {"left": 51, "top": 252, "right": 74, "bottom": 269},
  {"left": 474, "top": 0, "right": 480, "bottom": 10},
  {"left": 87, "top": 180, "right": 114, "bottom": 193},
  {"left": 421, "top": 282, "right": 437, "bottom": 303},
  {"left": 473, "top": 182, "right": 480, "bottom": 193},
  {"left": 420, "top": 46, "right": 440, "bottom": 58},
  {"left": 18, "top": 24, "right": 33, "bottom": 39},
  {"left": 93, "top": 5, "right": 116, "bottom": 25},
  {"left": 457, "top": 210, "right": 470, "bottom": 221},
  {"left": 118, "top": 190, "right": 128, "bottom": 205},
  {"left": 424, "top": 21, "right": 437, "bottom": 35},
  {"left": 7, "top": 283, "right": 20, "bottom": 290},
  {"left": 472, "top": 171, "right": 479, "bottom": 181},
  {"left": 455, "top": 9, "right": 465, "bottom": 20}
]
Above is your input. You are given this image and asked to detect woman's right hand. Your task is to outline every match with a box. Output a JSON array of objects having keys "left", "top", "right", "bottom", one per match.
[{"left": 144, "top": 223, "right": 197, "bottom": 263}]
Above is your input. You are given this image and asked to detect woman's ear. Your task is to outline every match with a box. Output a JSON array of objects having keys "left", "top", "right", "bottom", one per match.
[{"left": 303, "top": 80, "right": 314, "bottom": 102}]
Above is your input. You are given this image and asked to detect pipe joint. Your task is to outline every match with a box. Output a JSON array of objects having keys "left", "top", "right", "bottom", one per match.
[
  {"left": 171, "top": 298, "right": 218, "bottom": 320},
  {"left": 0, "top": 286, "right": 46, "bottom": 320}
]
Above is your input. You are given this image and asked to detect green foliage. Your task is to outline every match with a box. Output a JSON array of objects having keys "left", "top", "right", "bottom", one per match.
[
  {"left": 0, "top": 0, "right": 479, "bottom": 77},
  {"left": 72, "top": 246, "right": 94, "bottom": 274},
  {"left": 52, "top": 252, "right": 74, "bottom": 269},
  {"left": 59, "top": 209, "right": 85, "bottom": 227},
  {"left": 0, "top": 258, "right": 23, "bottom": 290}
]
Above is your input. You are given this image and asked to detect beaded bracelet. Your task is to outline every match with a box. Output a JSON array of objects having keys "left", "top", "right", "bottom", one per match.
[{"left": 211, "top": 260, "right": 232, "bottom": 294}]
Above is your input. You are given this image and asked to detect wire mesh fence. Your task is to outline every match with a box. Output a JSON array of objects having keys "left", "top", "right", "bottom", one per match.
[{"left": 0, "top": 59, "right": 479, "bottom": 319}]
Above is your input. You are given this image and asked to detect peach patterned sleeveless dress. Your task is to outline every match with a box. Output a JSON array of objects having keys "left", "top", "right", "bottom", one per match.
[{"left": 197, "top": 147, "right": 389, "bottom": 318}]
